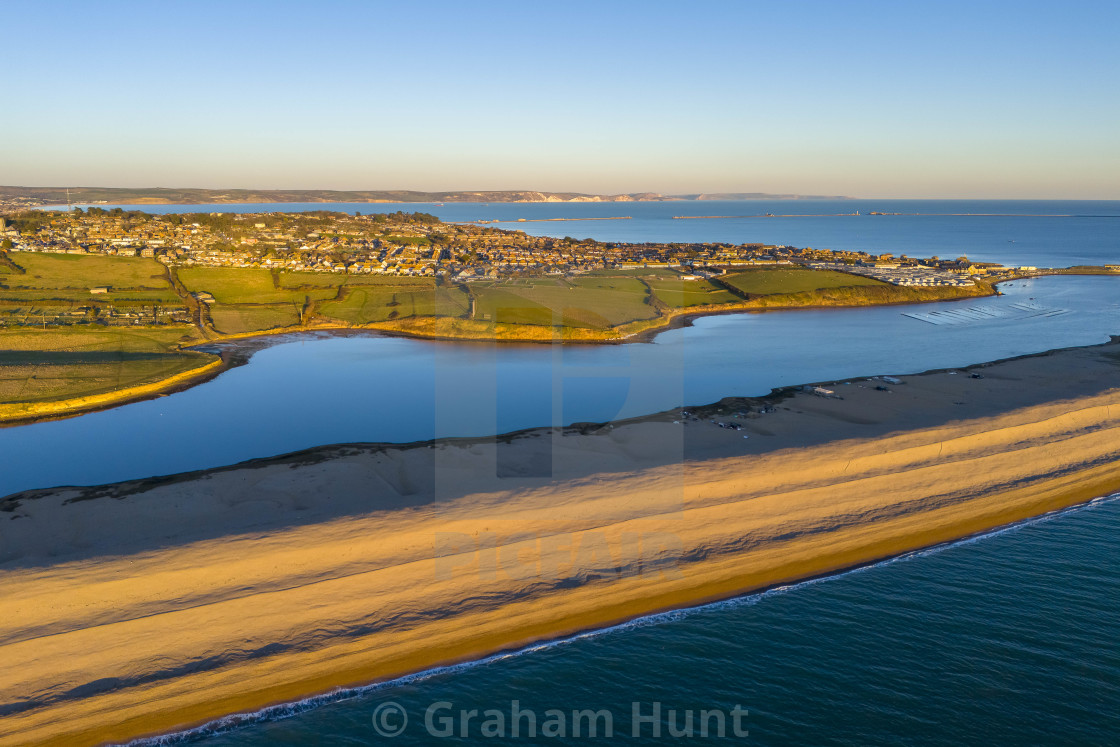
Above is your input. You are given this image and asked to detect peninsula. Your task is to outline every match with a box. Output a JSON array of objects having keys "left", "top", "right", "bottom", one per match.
[
  {"left": 0, "top": 208, "right": 1031, "bottom": 423},
  {"left": 2, "top": 338, "right": 1118, "bottom": 746}
]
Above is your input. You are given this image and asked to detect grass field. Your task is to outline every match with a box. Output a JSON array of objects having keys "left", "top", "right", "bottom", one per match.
[
  {"left": 275, "top": 271, "right": 349, "bottom": 289},
  {"left": 469, "top": 277, "right": 658, "bottom": 328},
  {"left": 741, "top": 281, "right": 988, "bottom": 308},
  {"left": 276, "top": 272, "right": 440, "bottom": 289},
  {"left": 583, "top": 267, "right": 683, "bottom": 278},
  {"left": 181, "top": 270, "right": 476, "bottom": 333},
  {"left": 320, "top": 283, "right": 469, "bottom": 324},
  {"left": 0, "top": 254, "right": 184, "bottom": 328},
  {"left": 0, "top": 288, "right": 182, "bottom": 304},
  {"left": 720, "top": 267, "right": 885, "bottom": 296},
  {"left": 207, "top": 304, "right": 302, "bottom": 335},
  {"left": 645, "top": 277, "right": 741, "bottom": 307},
  {"left": 3, "top": 253, "right": 172, "bottom": 290},
  {"left": 177, "top": 267, "right": 338, "bottom": 304},
  {"left": 0, "top": 326, "right": 211, "bottom": 404},
  {"left": 274, "top": 272, "right": 343, "bottom": 289}
]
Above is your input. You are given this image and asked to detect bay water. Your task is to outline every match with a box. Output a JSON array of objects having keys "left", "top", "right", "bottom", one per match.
[{"left": 15, "top": 201, "right": 1120, "bottom": 744}]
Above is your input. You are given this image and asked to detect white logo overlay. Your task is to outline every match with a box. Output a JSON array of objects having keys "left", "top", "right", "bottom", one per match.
[{"left": 371, "top": 700, "right": 749, "bottom": 739}]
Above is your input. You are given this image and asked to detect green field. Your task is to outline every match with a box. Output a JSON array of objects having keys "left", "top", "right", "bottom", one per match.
[
  {"left": 0, "top": 253, "right": 182, "bottom": 307},
  {"left": 3, "top": 252, "right": 172, "bottom": 290},
  {"left": 207, "top": 303, "right": 302, "bottom": 335},
  {"left": 0, "top": 288, "right": 181, "bottom": 304},
  {"left": 180, "top": 269, "right": 475, "bottom": 333},
  {"left": 583, "top": 267, "right": 683, "bottom": 278},
  {"left": 646, "top": 277, "right": 740, "bottom": 308},
  {"left": 720, "top": 267, "right": 885, "bottom": 296},
  {"left": 0, "top": 254, "right": 184, "bottom": 325},
  {"left": 469, "top": 277, "right": 657, "bottom": 328},
  {"left": 276, "top": 271, "right": 438, "bottom": 289},
  {"left": 275, "top": 271, "right": 349, "bottom": 289},
  {"left": 0, "top": 325, "right": 210, "bottom": 404},
  {"left": 177, "top": 267, "right": 338, "bottom": 304},
  {"left": 320, "top": 283, "right": 469, "bottom": 324},
  {"left": 383, "top": 235, "right": 430, "bottom": 246}
]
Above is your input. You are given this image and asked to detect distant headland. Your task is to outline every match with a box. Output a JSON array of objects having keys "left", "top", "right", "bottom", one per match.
[{"left": 0, "top": 186, "right": 852, "bottom": 210}]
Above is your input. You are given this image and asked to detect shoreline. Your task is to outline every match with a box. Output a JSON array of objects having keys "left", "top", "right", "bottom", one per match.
[
  {"left": 0, "top": 357, "right": 226, "bottom": 428},
  {"left": 125, "top": 487, "right": 1120, "bottom": 744},
  {"left": 132, "top": 490, "right": 1120, "bottom": 746},
  {"left": 8, "top": 332, "right": 1117, "bottom": 502},
  {"left": 0, "top": 280, "right": 999, "bottom": 427},
  {"left": 122, "top": 486, "right": 1120, "bottom": 743},
  {"left": 2, "top": 338, "right": 1119, "bottom": 745}
]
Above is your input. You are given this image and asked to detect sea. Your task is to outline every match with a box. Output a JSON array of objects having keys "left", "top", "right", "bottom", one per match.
[
  {"left": 22, "top": 200, "right": 1120, "bottom": 743},
  {"left": 152, "top": 494, "right": 1120, "bottom": 746}
]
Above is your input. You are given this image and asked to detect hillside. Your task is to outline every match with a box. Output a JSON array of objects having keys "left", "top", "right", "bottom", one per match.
[{"left": 0, "top": 186, "right": 850, "bottom": 209}]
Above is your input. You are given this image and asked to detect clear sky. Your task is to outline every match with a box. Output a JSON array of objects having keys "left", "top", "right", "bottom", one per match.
[{"left": 3, "top": 0, "right": 1118, "bottom": 198}]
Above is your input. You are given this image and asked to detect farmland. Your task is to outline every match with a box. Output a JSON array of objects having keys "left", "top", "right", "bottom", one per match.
[
  {"left": 177, "top": 269, "right": 476, "bottom": 333},
  {"left": 470, "top": 277, "right": 659, "bottom": 329},
  {"left": 0, "top": 205, "right": 1011, "bottom": 419},
  {"left": 175, "top": 267, "right": 337, "bottom": 334},
  {"left": 5, "top": 253, "right": 173, "bottom": 291},
  {"left": 0, "top": 325, "right": 211, "bottom": 405},
  {"left": 720, "top": 267, "right": 885, "bottom": 297},
  {"left": 206, "top": 304, "right": 303, "bottom": 335},
  {"left": 645, "top": 277, "right": 741, "bottom": 308},
  {"left": 0, "top": 241, "right": 993, "bottom": 416},
  {"left": 0, "top": 252, "right": 187, "bottom": 326},
  {"left": 176, "top": 267, "right": 339, "bottom": 305},
  {"left": 320, "top": 283, "right": 469, "bottom": 324}
]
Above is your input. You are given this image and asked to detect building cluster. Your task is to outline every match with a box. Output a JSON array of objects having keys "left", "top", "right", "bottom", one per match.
[
  {"left": 804, "top": 261, "right": 979, "bottom": 287},
  {"left": 0, "top": 195, "right": 48, "bottom": 211},
  {"left": 1, "top": 210, "right": 792, "bottom": 277},
  {"left": 0, "top": 298, "right": 192, "bottom": 329},
  {"left": 19, "top": 306, "right": 195, "bottom": 327},
  {"left": 0, "top": 209, "right": 1002, "bottom": 288}
]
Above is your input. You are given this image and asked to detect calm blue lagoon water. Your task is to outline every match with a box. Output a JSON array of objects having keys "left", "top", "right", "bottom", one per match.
[
  {"left": 14, "top": 202, "right": 1120, "bottom": 744},
  {"left": 2, "top": 275, "right": 1118, "bottom": 496}
]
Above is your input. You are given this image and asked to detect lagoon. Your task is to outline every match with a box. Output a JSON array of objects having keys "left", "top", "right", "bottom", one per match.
[{"left": 3, "top": 275, "right": 1117, "bottom": 496}]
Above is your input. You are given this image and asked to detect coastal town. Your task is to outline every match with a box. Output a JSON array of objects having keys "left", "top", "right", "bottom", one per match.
[
  {"left": 7, "top": 207, "right": 1108, "bottom": 334},
  {"left": 0, "top": 207, "right": 1029, "bottom": 283}
]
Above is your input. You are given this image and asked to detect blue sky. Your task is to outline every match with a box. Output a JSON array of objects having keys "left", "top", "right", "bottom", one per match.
[{"left": 3, "top": 0, "right": 1118, "bottom": 197}]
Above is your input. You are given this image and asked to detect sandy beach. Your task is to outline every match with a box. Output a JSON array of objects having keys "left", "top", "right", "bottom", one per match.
[{"left": 1, "top": 339, "right": 1118, "bottom": 745}]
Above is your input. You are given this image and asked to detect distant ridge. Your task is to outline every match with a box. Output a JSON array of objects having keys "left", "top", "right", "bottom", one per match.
[
  {"left": 0, "top": 186, "right": 852, "bottom": 208},
  {"left": 672, "top": 192, "right": 852, "bottom": 200}
]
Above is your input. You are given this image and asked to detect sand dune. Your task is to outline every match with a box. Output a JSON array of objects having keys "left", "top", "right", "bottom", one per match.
[{"left": 1, "top": 341, "right": 1118, "bottom": 745}]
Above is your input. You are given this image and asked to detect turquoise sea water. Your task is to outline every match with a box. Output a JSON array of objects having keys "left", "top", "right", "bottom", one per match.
[{"left": 16, "top": 201, "right": 1120, "bottom": 743}]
